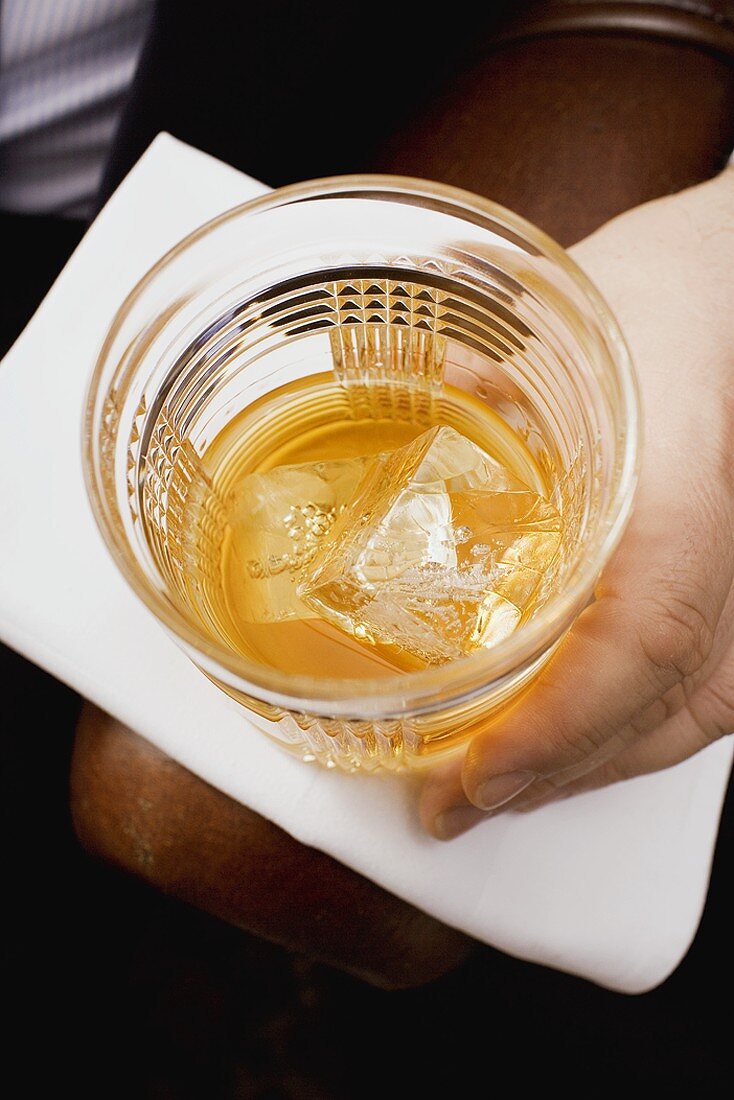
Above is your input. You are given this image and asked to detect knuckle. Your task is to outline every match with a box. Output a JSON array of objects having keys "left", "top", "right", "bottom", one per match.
[
  {"left": 693, "top": 676, "right": 734, "bottom": 745},
  {"left": 638, "top": 594, "right": 714, "bottom": 687},
  {"left": 525, "top": 668, "right": 618, "bottom": 771},
  {"left": 590, "top": 755, "right": 636, "bottom": 787},
  {"left": 543, "top": 721, "right": 610, "bottom": 772},
  {"left": 630, "top": 682, "right": 689, "bottom": 735}
]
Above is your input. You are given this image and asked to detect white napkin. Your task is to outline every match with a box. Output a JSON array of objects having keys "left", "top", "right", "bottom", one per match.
[{"left": 1, "top": 134, "right": 731, "bottom": 994}]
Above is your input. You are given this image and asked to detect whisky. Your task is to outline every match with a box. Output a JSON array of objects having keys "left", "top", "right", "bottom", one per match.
[
  {"left": 88, "top": 179, "right": 636, "bottom": 772},
  {"left": 190, "top": 371, "right": 561, "bottom": 682}
]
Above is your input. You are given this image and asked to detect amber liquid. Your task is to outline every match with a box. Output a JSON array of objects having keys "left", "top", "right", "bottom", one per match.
[{"left": 197, "top": 372, "right": 554, "bottom": 681}]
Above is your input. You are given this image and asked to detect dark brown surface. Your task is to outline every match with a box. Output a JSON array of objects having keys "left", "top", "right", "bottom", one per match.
[
  {"left": 69, "top": 24, "right": 734, "bottom": 996},
  {"left": 374, "top": 33, "right": 734, "bottom": 244},
  {"left": 71, "top": 707, "right": 471, "bottom": 989}
]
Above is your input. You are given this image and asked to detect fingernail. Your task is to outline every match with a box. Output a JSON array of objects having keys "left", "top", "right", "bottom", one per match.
[
  {"left": 474, "top": 770, "right": 535, "bottom": 810},
  {"left": 433, "top": 806, "right": 487, "bottom": 840}
]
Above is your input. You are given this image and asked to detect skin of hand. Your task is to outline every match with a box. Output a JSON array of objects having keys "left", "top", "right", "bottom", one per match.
[{"left": 421, "top": 167, "right": 734, "bottom": 840}]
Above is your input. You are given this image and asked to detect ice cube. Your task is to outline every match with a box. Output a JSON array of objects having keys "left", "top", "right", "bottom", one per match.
[
  {"left": 298, "top": 426, "right": 562, "bottom": 663},
  {"left": 224, "top": 455, "right": 375, "bottom": 624}
]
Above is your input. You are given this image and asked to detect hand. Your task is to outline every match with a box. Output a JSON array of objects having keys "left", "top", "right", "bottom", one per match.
[{"left": 422, "top": 169, "right": 734, "bottom": 839}]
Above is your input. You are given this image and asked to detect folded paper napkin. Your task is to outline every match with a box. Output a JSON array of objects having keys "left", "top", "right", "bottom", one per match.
[{"left": 1, "top": 134, "right": 731, "bottom": 994}]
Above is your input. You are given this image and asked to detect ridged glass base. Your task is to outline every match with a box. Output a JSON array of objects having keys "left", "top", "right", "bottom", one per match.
[{"left": 209, "top": 639, "right": 557, "bottom": 773}]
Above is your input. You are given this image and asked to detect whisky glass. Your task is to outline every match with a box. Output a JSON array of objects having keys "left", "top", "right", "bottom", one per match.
[{"left": 84, "top": 176, "right": 640, "bottom": 772}]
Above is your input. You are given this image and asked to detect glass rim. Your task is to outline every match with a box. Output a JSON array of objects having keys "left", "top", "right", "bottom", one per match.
[{"left": 83, "top": 173, "right": 641, "bottom": 719}]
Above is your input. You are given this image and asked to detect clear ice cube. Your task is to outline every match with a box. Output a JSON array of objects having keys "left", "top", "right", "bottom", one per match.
[
  {"left": 298, "top": 426, "right": 562, "bottom": 663},
  {"left": 225, "top": 455, "right": 375, "bottom": 624}
]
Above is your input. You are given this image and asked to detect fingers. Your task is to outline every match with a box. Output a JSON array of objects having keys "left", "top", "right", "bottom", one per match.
[
  {"left": 419, "top": 578, "right": 724, "bottom": 835},
  {"left": 423, "top": 649, "right": 734, "bottom": 837},
  {"left": 419, "top": 433, "right": 734, "bottom": 834},
  {"left": 419, "top": 756, "right": 487, "bottom": 840},
  {"left": 533, "top": 654, "right": 734, "bottom": 804},
  {"left": 466, "top": 585, "right": 705, "bottom": 788}
]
